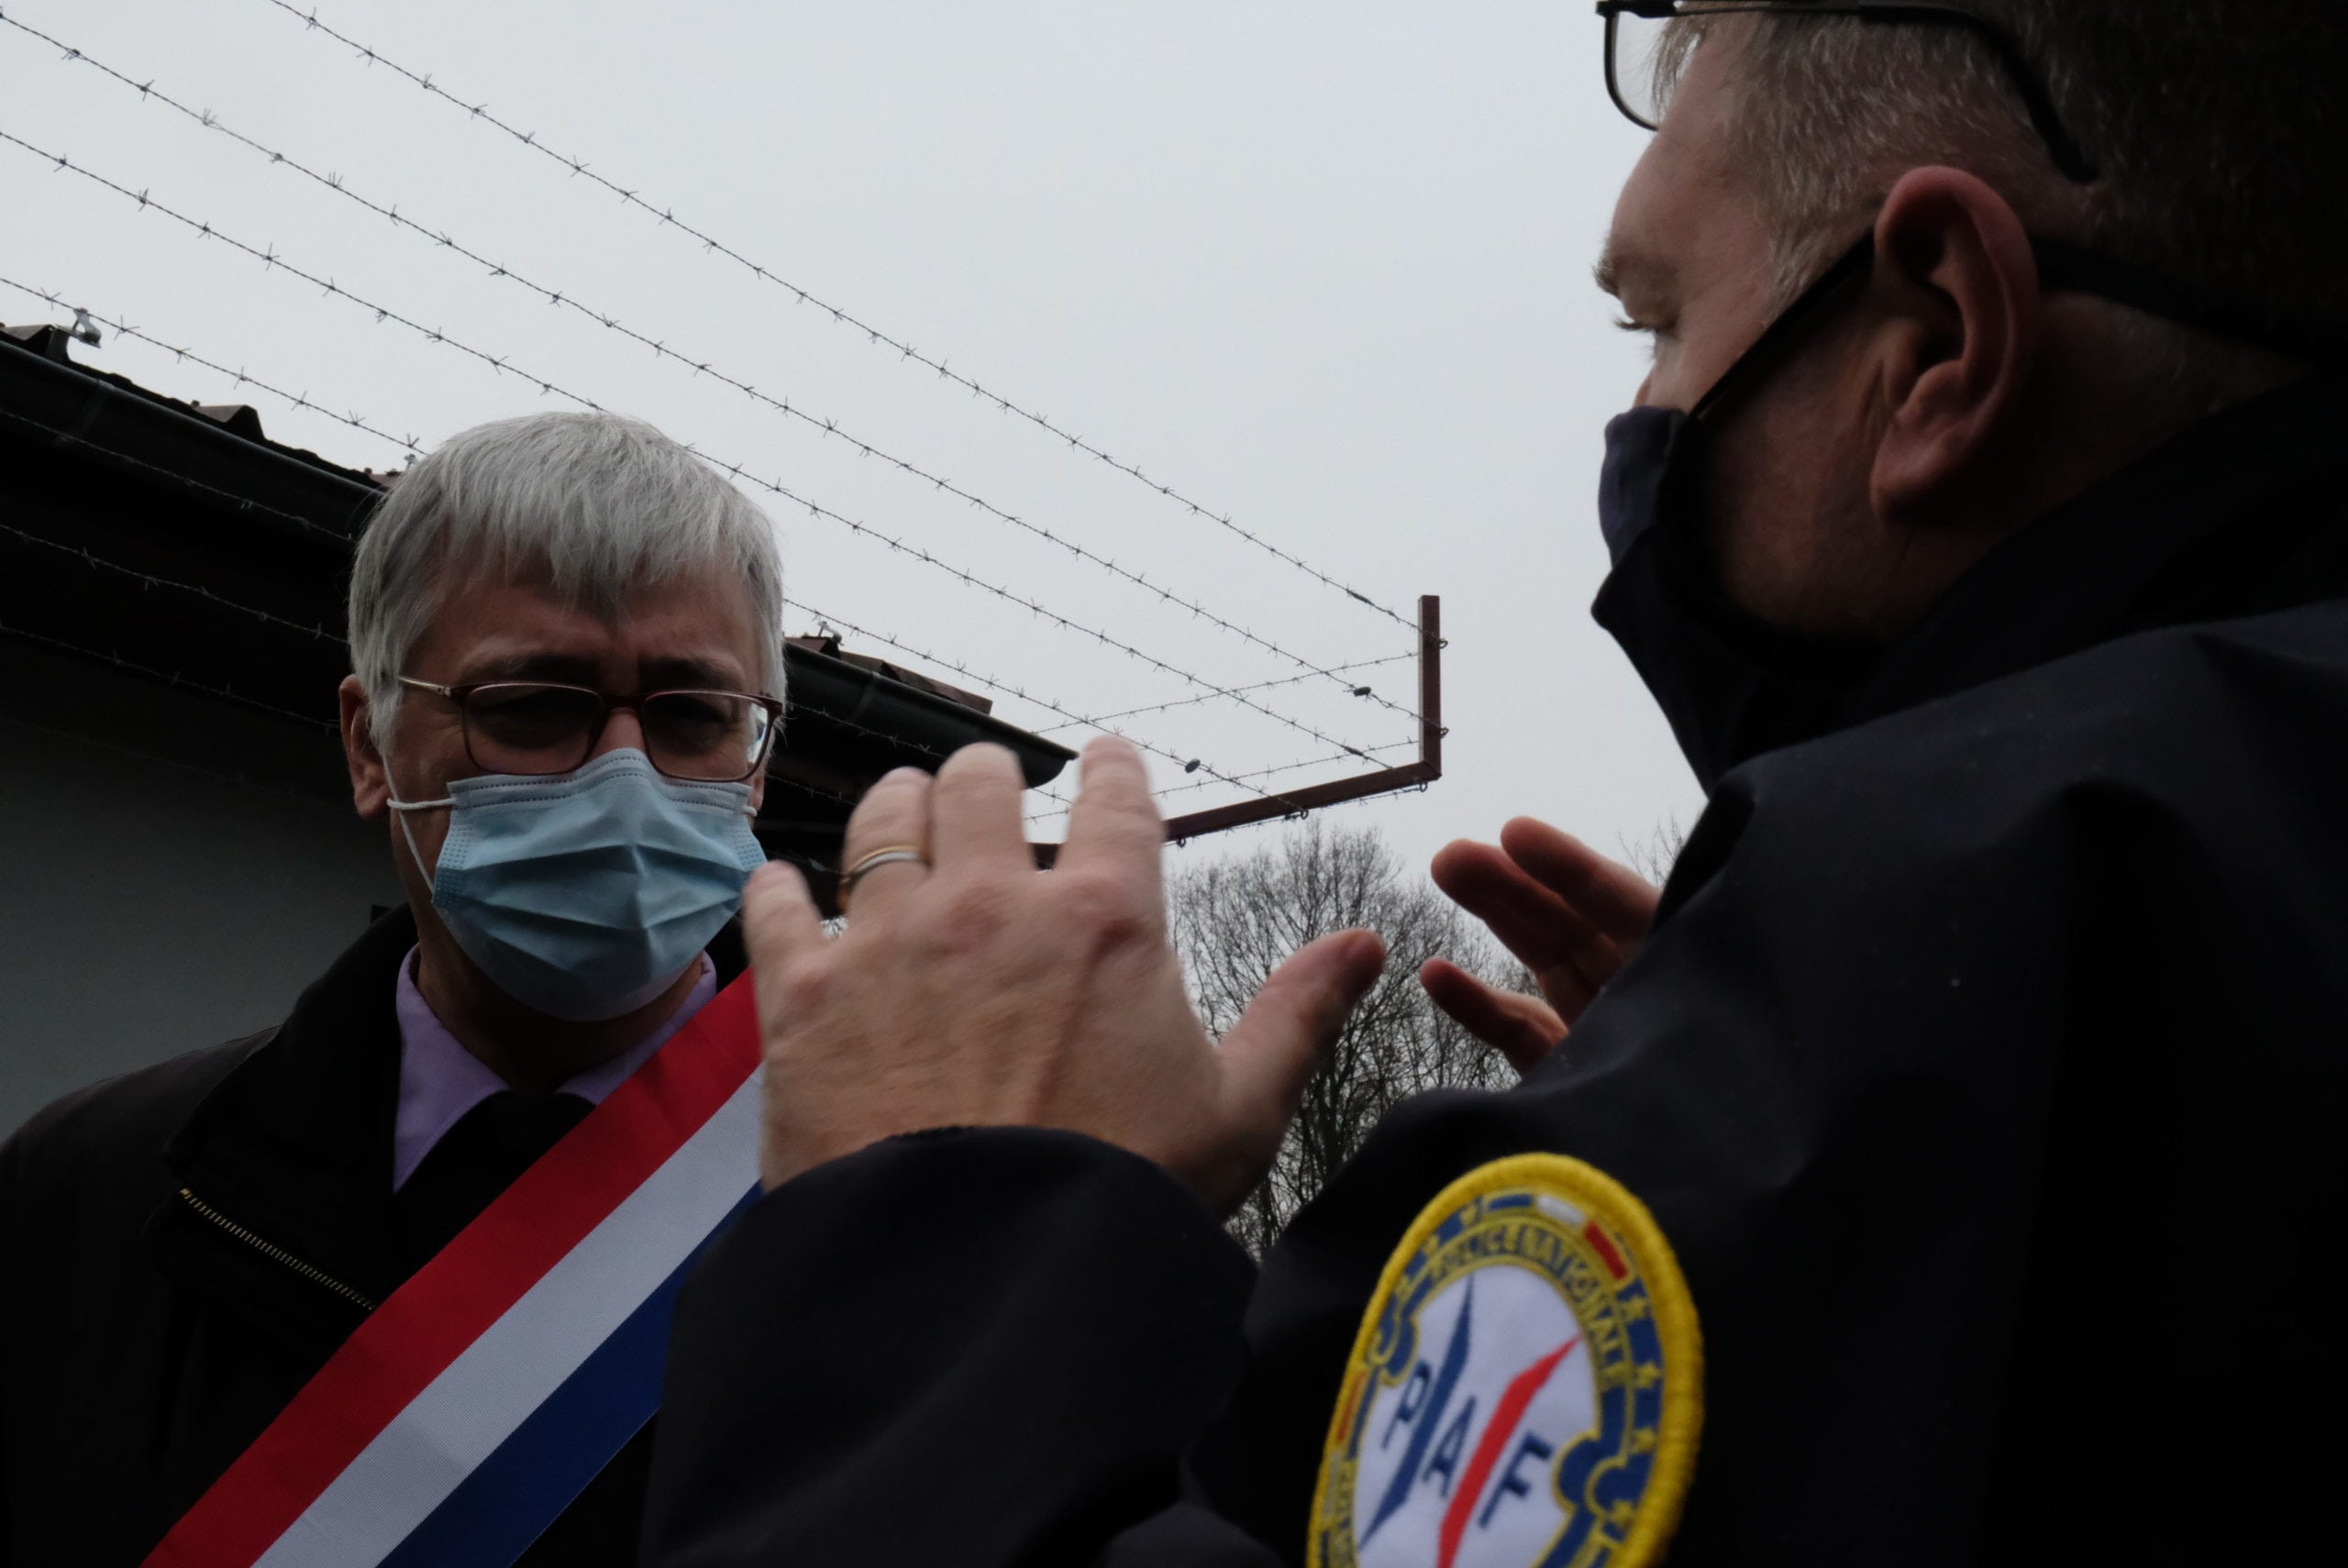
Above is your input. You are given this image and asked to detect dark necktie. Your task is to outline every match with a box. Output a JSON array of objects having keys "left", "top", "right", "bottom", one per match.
[{"left": 394, "top": 1089, "right": 593, "bottom": 1268}]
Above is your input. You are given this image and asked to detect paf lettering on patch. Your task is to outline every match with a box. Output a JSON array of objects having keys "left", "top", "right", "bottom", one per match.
[{"left": 1308, "top": 1154, "right": 1701, "bottom": 1568}]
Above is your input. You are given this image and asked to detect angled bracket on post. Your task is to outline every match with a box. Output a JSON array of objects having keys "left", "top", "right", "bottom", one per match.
[
  {"left": 1160, "top": 592, "right": 1443, "bottom": 842},
  {"left": 1032, "top": 594, "right": 1444, "bottom": 864}
]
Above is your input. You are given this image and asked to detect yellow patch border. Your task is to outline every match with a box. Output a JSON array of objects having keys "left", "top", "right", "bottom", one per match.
[{"left": 1305, "top": 1154, "right": 1703, "bottom": 1568}]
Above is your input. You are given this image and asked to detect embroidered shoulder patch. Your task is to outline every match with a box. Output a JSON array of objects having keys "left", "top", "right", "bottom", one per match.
[{"left": 1306, "top": 1154, "right": 1701, "bottom": 1568}]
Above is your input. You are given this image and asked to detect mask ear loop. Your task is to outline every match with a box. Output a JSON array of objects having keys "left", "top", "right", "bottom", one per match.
[
  {"left": 1689, "top": 233, "right": 1878, "bottom": 425},
  {"left": 384, "top": 774, "right": 454, "bottom": 890}
]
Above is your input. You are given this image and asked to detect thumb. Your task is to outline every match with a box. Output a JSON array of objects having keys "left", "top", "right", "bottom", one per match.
[{"left": 1208, "top": 930, "right": 1387, "bottom": 1203}]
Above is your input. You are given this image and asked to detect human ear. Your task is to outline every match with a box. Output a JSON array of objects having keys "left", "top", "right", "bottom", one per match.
[
  {"left": 1865, "top": 166, "right": 2043, "bottom": 525},
  {"left": 339, "top": 675, "right": 391, "bottom": 821}
]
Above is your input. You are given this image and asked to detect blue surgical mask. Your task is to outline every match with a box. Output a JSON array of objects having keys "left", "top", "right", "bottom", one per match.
[{"left": 389, "top": 749, "right": 767, "bottom": 1021}]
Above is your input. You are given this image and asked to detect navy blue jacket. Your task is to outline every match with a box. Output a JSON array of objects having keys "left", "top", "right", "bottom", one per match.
[{"left": 646, "top": 380, "right": 2348, "bottom": 1565}]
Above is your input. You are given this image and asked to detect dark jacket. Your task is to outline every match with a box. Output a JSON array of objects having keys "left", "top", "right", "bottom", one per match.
[
  {"left": 642, "top": 378, "right": 2348, "bottom": 1566},
  {"left": 0, "top": 906, "right": 747, "bottom": 1566}
]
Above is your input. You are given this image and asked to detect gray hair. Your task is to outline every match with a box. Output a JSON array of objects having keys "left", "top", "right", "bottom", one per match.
[
  {"left": 349, "top": 411, "right": 786, "bottom": 745},
  {"left": 1663, "top": 3, "right": 2348, "bottom": 366}
]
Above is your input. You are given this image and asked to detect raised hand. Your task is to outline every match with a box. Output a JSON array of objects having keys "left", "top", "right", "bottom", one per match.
[
  {"left": 742, "top": 737, "right": 1388, "bottom": 1212},
  {"left": 1421, "top": 818, "right": 1660, "bottom": 1076}
]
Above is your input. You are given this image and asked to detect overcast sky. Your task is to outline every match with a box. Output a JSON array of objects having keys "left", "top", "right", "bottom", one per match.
[{"left": 3, "top": 0, "right": 1701, "bottom": 879}]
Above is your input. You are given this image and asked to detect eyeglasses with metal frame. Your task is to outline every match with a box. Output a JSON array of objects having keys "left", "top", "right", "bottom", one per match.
[
  {"left": 396, "top": 676, "right": 784, "bottom": 784},
  {"left": 1595, "top": 1, "right": 2099, "bottom": 183}
]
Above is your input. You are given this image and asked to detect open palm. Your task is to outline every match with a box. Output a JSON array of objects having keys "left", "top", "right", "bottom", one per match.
[{"left": 1420, "top": 817, "right": 1660, "bottom": 1076}]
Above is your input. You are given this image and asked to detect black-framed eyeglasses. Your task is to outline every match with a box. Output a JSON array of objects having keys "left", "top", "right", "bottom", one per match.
[
  {"left": 397, "top": 676, "right": 783, "bottom": 783},
  {"left": 1596, "top": 1, "right": 2099, "bottom": 182}
]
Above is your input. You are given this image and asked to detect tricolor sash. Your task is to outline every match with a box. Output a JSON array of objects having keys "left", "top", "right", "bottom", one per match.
[{"left": 146, "top": 977, "right": 766, "bottom": 1568}]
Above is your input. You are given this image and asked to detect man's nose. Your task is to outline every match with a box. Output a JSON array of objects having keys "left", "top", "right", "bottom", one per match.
[{"left": 593, "top": 704, "right": 649, "bottom": 758}]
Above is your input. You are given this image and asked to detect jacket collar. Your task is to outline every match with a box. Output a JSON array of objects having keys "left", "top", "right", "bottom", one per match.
[
  {"left": 160, "top": 905, "right": 751, "bottom": 1312},
  {"left": 1836, "top": 371, "right": 2348, "bottom": 734},
  {"left": 161, "top": 906, "right": 416, "bottom": 1306}
]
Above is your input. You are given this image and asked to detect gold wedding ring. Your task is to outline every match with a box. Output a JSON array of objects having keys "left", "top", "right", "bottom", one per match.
[{"left": 836, "top": 845, "right": 930, "bottom": 914}]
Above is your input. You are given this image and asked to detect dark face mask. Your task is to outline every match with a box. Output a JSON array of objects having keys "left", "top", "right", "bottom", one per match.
[
  {"left": 1591, "top": 238, "right": 1878, "bottom": 791},
  {"left": 1590, "top": 232, "right": 2314, "bottom": 791}
]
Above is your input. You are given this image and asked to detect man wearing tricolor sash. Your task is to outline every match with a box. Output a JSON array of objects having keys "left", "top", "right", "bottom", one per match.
[{"left": 2, "top": 412, "right": 783, "bottom": 1567}]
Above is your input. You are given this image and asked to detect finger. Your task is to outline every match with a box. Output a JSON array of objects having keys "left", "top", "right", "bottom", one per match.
[
  {"left": 1419, "top": 958, "right": 1568, "bottom": 1078},
  {"left": 741, "top": 860, "right": 827, "bottom": 1011},
  {"left": 741, "top": 863, "right": 832, "bottom": 1190},
  {"left": 838, "top": 767, "right": 934, "bottom": 921},
  {"left": 1429, "top": 840, "right": 1615, "bottom": 1014},
  {"left": 928, "top": 743, "right": 1031, "bottom": 876},
  {"left": 1056, "top": 736, "right": 1166, "bottom": 896},
  {"left": 1209, "top": 929, "right": 1387, "bottom": 1212},
  {"left": 1500, "top": 818, "right": 1660, "bottom": 945}
]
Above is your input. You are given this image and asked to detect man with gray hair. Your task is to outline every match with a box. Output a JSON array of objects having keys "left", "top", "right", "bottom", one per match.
[
  {"left": 637, "top": 4, "right": 2348, "bottom": 1564},
  {"left": 2, "top": 411, "right": 786, "bottom": 1566}
]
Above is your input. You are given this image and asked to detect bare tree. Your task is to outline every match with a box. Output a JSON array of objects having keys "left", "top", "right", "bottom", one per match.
[
  {"left": 1618, "top": 814, "right": 1689, "bottom": 889},
  {"left": 1169, "top": 822, "right": 1521, "bottom": 1257}
]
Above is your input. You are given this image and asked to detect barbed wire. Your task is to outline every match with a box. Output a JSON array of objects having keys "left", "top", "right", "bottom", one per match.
[
  {"left": 1128, "top": 769, "right": 1437, "bottom": 843},
  {"left": 0, "top": 518, "right": 340, "bottom": 640},
  {"left": 767, "top": 767, "right": 1061, "bottom": 840},
  {"left": 0, "top": 433, "right": 1078, "bottom": 815},
  {"left": 0, "top": 274, "right": 422, "bottom": 462},
  {"left": 0, "top": 396, "right": 359, "bottom": 543},
  {"left": 0, "top": 377, "right": 1331, "bottom": 823},
  {"left": 0, "top": 363, "right": 1296, "bottom": 807},
  {"left": 1036, "top": 651, "right": 1413, "bottom": 734},
  {"left": 758, "top": 767, "right": 1069, "bottom": 867},
  {"left": 1022, "top": 739, "right": 1418, "bottom": 827},
  {"left": 0, "top": 9, "right": 1418, "bottom": 722},
  {"left": 759, "top": 771, "right": 875, "bottom": 833},
  {"left": 0, "top": 337, "right": 1309, "bottom": 813},
  {"left": 0, "top": 128, "right": 1408, "bottom": 763},
  {"left": 0, "top": 392, "right": 1328, "bottom": 823},
  {"left": 1178, "top": 777, "right": 1437, "bottom": 842},
  {"left": 0, "top": 463, "right": 1092, "bottom": 812},
  {"left": 1, "top": 613, "right": 1417, "bottom": 845},
  {"left": 790, "top": 692, "right": 1071, "bottom": 814},
  {"left": 243, "top": 0, "right": 1415, "bottom": 631},
  {"left": 0, "top": 618, "right": 337, "bottom": 731},
  {"left": 779, "top": 597, "right": 1288, "bottom": 804}
]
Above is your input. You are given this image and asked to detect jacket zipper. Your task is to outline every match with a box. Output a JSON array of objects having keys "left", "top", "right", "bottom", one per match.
[{"left": 176, "top": 1187, "right": 377, "bottom": 1313}]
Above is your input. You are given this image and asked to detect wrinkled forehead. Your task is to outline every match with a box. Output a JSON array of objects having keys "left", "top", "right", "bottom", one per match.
[
  {"left": 1649, "top": 11, "right": 1747, "bottom": 130},
  {"left": 1611, "top": 5, "right": 1716, "bottom": 128},
  {"left": 1600, "top": 28, "right": 1755, "bottom": 294},
  {"left": 414, "top": 553, "right": 765, "bottom": 684}
]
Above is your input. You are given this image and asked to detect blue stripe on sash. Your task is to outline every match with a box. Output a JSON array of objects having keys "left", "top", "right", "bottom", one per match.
[{"left": 379, "top": 1186, "right": 760, "bottom": 1568}]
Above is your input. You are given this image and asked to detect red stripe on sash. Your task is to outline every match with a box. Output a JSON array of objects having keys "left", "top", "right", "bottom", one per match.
[{"left": 144, "top": 975, "right": 762, "bottom": 1568}]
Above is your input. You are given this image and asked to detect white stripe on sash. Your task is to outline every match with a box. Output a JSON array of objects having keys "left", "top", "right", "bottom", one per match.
[{"left": 254, "top": 1069, "right": 764, "bottom": 1567}]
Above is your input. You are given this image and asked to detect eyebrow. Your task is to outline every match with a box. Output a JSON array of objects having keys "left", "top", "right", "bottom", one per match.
[
  {"left": 1592, "top": 234, "right": 1674, "bottom": 304},
  {"left": 455, "top": 651, "right": 751, "bottom": 690},
  {"left": 642, "top": 654, "right": 749, "bottom": 691},
  {"left": 460, "top": 650, "right": 597, "bottom": 685}
]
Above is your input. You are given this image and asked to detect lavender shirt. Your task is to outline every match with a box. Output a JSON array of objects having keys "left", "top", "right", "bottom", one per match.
[{"left": 391, "top": 948, "right": 719, "bottom": 1191}]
